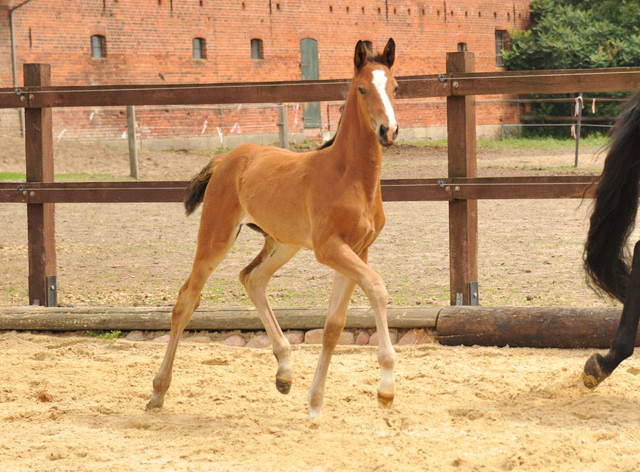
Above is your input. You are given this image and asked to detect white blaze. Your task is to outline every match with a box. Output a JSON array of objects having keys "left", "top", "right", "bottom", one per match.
[{"left": 371, "top": 69, "right": 397, "bottom": 130}]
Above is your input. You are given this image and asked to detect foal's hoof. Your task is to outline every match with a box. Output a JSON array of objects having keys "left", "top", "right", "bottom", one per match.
[
  {"left": 377, "top": 391, "right": 394, "bottom": 408},
  {"left": 145, "top": 395, "right": 164, "bottom": 410},
  {"left": 145, "top": 400, "right": 163, "bottom": 410},
  {"left": 582, "top": 353, "right": 610, "bottom": 389},
  {"left": 276, "top": 377, "right": 292, "bottom": 395}
]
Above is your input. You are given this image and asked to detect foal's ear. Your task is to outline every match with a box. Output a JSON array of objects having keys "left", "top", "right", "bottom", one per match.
[
  {"left": 354, "top": 40, "right": 369, "bottom": 71},
  {"left": 380, "top": 38, "right": 395, "bottom": 68}
]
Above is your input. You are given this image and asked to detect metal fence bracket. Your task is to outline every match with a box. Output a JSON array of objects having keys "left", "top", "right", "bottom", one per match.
[
  {"left": 470, "top": 281, "right": 479, "bottom": 306},
  {"left": 46, "top": 275, "right": 57, "bottom": 307}
]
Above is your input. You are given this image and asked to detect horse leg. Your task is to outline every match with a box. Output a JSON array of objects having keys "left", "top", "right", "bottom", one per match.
[
  {"left": 584, "top": 240, "right": 640, "bottom": 388},
  {"left": 314, "top": 242, "right": 396, "bottom": 415},
  {"left": 146, "top": 215, "right": 240, "bottom": 410},
  {"left": 239, "top": 235, "right": 299, "bottom": 394},
  {"left": 307, "top": 271, "right": 356, "bottom": 421}
]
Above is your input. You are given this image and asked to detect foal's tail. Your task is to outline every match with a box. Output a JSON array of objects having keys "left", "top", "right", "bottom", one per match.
[
  {"left": 584, "top": 89, "right": 640, "bottom": 302},
  {"left": 184, "top": 157, "right": 222, "bottom": 216}
]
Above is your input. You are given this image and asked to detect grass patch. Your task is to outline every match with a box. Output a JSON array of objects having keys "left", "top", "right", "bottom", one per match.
[
  {"left": 398, "top": 135, "right": 609, "bottom": 152},
  {"left": 397, "top": 138, "right": 448, "bottom": 148},
  {"left": 290, "top": 139, "right": 324, "bottom": 151},
  {"left": 477, "top": 135, "right": 608, "bottom": 151},
  {"left": 0, "top": 172, "right": 122, "bottom": 182},
  {"left": 480, "top": 163, "right": 602, "bottom": 173},
  {"left": 87, "top": 330, "right": 124, "bottom": 341},
  {"left": 0, "top": 172, "right": 25, "bottom": 181},
  {"left": 57, "top": 173, "right": 121, "bottom": 181}
]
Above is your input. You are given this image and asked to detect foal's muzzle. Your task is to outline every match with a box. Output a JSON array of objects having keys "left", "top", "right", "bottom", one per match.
[{"left": 378, "top": 123, "right": 399, "bottom": 146}]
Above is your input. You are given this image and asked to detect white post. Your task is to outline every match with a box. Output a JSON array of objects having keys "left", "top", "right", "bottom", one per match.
[
  {"left": 574, "top": 94, "right": 583, "bottom": 168},
  {"left": 278, "top": 103, "right": 289, "bottom": 149},
  {"left": 127, "top": 105, "right": 139, "bottom": 179}
]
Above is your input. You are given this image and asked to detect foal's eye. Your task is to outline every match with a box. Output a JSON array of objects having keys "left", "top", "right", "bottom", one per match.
[
  {"left": 358, "top": 87, "right": 366, "bottom": 95},
  {"left": 393, "top": 86, "right": 398, "bottom": 95}
]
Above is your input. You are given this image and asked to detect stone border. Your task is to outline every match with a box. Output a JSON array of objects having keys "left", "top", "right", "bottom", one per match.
[{"left": 121, "top": 327, "right": 436, "bottom": 347}]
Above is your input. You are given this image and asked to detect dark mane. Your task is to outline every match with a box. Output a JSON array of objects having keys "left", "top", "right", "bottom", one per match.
[
  {"left": 316, "top": 135, "right": 335, "bottom": 150},
  {"left": 361, "top": 41, "right": 385, "bottom": 64},
  {"left": 316, "top": 104, "right": 344, "bottom": 150},
  {"left": 370, "top": 52, "right": 387, "bottom": 64}
]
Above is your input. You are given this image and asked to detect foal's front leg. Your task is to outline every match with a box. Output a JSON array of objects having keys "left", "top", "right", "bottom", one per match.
[
  {"left": 312, "top": 242, "right": 396, "bottom": 419},
  {"left": 584, "top": 240, "right": 640, "bottom": 388}
]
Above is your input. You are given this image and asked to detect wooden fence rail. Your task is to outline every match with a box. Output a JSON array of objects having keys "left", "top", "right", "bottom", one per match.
[
  {"left": 2, "top": 54, "right": 640, "bottom": 307},
  {"left": 0, "top": 176, "right": 599, "bottom": 204}
]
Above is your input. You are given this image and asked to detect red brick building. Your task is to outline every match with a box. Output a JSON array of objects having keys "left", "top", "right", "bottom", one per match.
[{"left": 1, "top": 0, "right": 530, "bottom": 147}]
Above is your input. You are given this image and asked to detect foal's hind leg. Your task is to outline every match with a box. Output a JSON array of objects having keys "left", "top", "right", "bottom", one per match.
[
  {"left": 584, "top": 240, "right": 640, "bottom": 388},
  {"left": 146, "top": 214, "right": 240, "bottom": 410},
  {"left": 307, "top": 271, "right": 356, "bottom": 420},
  {"left": 240, "top": 235, "right": 299, "bottom": 394}
]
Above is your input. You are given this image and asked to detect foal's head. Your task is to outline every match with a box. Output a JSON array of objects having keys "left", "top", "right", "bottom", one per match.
[{"left": 353, "top": 38, "right": 398, "bottom": 146}]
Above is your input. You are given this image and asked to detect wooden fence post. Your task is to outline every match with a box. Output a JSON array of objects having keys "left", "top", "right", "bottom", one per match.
[
  {"left": 447, "top": 52, "right": 478, "bottom": 306},
  {"left": 24, "top": 63, "right": 56, "bottom": 306}
]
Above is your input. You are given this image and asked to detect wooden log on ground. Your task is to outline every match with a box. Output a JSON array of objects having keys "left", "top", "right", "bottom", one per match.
[
  {"left": 436, "top": 306, "right": 629, "bottom": 348},
  {"left": 5, "top": 305, "right": 629, "bottom": 349},
  {"left": 0, "top": 306, "right": 439, "bottom": 332}
]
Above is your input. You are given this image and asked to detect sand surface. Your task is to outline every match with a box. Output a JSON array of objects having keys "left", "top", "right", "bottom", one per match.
[
  {"left": 4, "top": 137, "right": 637, "bottom": 471},
  {"left": 3, "top": 330, "right": 640, "bottom": 471}
]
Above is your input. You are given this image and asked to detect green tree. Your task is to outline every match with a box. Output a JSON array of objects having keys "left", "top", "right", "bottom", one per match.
[
  {"left": 502, "top": 0, "right": 640, "bottom": 137},
  {"left": 504, "top": 0, "right": 640, "bottom": 70}
]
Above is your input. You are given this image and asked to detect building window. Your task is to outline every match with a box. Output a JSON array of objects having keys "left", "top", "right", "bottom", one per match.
[
  {"left": 193, "top": 37, "right": 206, "bottom": 59},
  {"left": 457, "top": 42, "right": 467, "bottom": 52},
  {"left": 251, "top": 38, "right": 264, "bottom": 59},
  {"left": 495, "top": 30, "right": 508, "bottom": 67},
  {"left": 91, "top": 35, "right": 106, "bottom": 58}
]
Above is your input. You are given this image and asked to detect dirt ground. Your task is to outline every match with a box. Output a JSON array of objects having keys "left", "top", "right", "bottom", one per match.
[
  {"left": 4, "top": 136, "right": 640, "bottom": 471},
  {"left": 0, "top": 136, "right": 625, "bottom": 308},
  {"left": 4, "top": 331, "right": 640, "bottom": 471}
]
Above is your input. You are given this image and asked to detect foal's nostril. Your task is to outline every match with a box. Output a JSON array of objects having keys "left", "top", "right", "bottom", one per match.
[
  {"left": 393, "top": 127, "right": 399, "bottom": 140},
  {"left": 379, "top": 124, "right": 389, "bottom": 139}
]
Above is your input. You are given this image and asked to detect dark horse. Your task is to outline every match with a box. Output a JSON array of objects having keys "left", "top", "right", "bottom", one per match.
[{"left": 583, "top": 88, "right": 640, "bottom": 388}]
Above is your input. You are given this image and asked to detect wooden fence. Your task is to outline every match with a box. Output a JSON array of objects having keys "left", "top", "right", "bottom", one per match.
[{"left": 2, "top": 52, "right": 640, "bottom": 307}]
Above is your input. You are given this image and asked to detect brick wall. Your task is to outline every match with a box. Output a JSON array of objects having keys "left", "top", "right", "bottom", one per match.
[{"left": 1, "top": 0, "right": 530, "bottom": 142}]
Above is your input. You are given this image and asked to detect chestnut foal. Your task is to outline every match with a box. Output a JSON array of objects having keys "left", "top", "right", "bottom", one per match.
[{"left": 146, "top": 39, "right": 399, "bottom": 420}]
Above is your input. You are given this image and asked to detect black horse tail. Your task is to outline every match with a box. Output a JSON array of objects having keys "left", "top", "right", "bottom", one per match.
[
  {"left": 183, "top": 157, "right": 222, "bottom": 216},
  {"left": 584, "top": 89, "right": 640, "bottom": 302}
]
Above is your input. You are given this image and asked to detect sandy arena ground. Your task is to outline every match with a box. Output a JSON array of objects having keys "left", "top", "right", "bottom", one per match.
[
  {"left": 3, "top": 330, "right": 640, "bottom": 471},
  {"left": 3, "top": 137, "right": 640, "bottom": 470}
]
